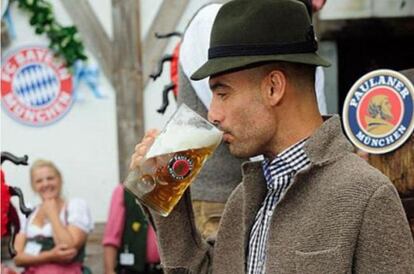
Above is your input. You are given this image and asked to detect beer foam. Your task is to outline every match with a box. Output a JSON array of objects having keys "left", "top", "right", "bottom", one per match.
[{"left": 146, "top": 124, "right": 222, "bottom": 158}]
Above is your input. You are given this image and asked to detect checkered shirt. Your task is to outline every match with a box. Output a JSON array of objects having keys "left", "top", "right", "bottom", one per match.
[{"left": 246, "top": 139, "right": 310, "bottom": 274}]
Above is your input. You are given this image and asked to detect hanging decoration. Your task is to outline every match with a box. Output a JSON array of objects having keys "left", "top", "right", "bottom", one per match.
[
  {"left": 1, "top": 152, "right": 32, "bottom": 257},
  {"left": 15, "top": 0, "right": 87, "bottom": 67},
  {"left": 149, "top": 32, "right": 182, "bottom": 114},
  {"left": 73, "top": 60, "right": 105, "bottom": 101}
]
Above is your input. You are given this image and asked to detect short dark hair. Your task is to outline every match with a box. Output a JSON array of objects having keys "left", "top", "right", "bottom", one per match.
[{"left": 255, "top": 62, "right": 316, "bottom": 89}]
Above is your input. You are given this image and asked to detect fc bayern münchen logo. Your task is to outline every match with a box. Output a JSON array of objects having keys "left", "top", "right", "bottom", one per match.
[
  {"left": 343, "top": 69, "right": 414, "bottom": 154},
  {"left": 1, "top": 46, "right": 74, "bottom": 126}
]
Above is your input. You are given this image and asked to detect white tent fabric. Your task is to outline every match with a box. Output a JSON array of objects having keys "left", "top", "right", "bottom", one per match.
[{"left": 180, "top": 3, "right": 221, "bottom": 109}]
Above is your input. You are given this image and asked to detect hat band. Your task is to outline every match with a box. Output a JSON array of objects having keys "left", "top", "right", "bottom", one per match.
[{"left": 208, "top": 40, "right": 317, "bottom": 59}]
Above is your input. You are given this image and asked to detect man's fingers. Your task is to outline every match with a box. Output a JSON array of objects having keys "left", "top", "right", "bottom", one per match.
[
  {"left": 129, "top": 129, "right": 159, "bottom": 170},
  {"left": 129, "top": 154, "right": 144, "bottom": 170},
  {"left": 142, "top": 129, "right": 159, "bottom": 148},
  {"left": 133, "top": 137, "right": 153, "bottom": 156},
  {"left": 135, "top": 143, "right": 149, "bottom": 154},
  {"left": 141, "top": 129, "right": 159, "bottom": 144},
  {"left": 146, "top": 128, "right": 159, "bottom": 138}
]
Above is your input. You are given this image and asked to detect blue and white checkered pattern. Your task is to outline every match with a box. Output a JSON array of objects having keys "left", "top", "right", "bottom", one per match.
[
  {"left": 246, "top": 139, "right": 310, "bottom": 274},
  {"left": 13, "top": 63, "right": 59, "bottom": 108}
]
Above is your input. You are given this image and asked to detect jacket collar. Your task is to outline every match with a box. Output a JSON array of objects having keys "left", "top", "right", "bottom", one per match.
[
  {"left": 239, "top": 115, "right": 353, "bottom": 251},
  {"left": 303, "top": 115, "right": 354, "bottom": 166}
]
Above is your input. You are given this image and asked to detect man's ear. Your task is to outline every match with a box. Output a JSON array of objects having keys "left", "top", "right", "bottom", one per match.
[{"left": 261, "top": 70, "right": 286, "bottom": 106}]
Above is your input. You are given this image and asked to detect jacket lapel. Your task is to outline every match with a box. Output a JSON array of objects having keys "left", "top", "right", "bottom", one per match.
[{"left": 241, "top": 161, "right": 268, "bottom": 251}]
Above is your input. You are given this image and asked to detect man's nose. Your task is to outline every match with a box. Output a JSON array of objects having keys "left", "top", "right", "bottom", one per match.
[{"left": 207, "top": 100, "right": 223, "bottom": 126}]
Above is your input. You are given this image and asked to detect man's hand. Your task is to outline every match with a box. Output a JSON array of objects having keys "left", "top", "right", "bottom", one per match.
[
  {"left": 48, "top": 244, "right": 77, "bottom": 263},
  {"left": 129, "top": 129, "right": 159, "bottom": 170}
]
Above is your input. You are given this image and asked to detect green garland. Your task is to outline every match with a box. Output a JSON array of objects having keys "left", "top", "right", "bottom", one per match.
[{"left": 16, "top": 0, "right": 87, "bottom": 66}]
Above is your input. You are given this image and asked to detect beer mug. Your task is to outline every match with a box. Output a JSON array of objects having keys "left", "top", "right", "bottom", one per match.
[{"left": 124, "top": 104, "right": 223, "bottom": 216}]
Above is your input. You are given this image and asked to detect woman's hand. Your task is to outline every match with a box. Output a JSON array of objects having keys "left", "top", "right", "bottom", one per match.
[
  {"left": 48, "top": 244, "right": 77, "bottom": 263},
  {"left": 41, "top": 199, "right": 87, "bottom": 250},
  {"left": 41, "top": 199, "right": 61, "bottom": 220},
  {"left": 129, "top": 129, "right": 159, "bottom": 170}
]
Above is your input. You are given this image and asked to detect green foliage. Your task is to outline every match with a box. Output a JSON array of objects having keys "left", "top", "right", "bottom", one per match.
[{"left": 16, "top": 0, "right": 88, "bottom": 66}]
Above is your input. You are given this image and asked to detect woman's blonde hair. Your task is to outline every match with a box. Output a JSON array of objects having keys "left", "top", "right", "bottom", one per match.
[{"left": 30, "top": 159, "right": 62, "bottom": 185}]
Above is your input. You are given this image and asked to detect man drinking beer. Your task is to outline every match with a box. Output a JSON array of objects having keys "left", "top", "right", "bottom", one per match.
[{"left": 129, "top": 0, "right": 414, "bottom": 273}]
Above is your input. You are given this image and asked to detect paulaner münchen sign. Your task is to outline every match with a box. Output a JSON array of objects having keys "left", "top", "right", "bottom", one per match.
[{"left": 343, "top": 69, "right": 414, "bottom": 154}]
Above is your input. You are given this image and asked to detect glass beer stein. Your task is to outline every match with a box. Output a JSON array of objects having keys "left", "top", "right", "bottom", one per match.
[{"left": 124, "top": 104, "right": 223, "bottom": 216}]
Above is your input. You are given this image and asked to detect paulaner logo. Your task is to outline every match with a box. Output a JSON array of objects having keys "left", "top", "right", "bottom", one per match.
[
  {"left": 168, "top": 154, "right": 193, "bottom": 181},
  {"left": 343, "top": 69, "right": 414, "bottom": 154},
  {"left": 1, "top": 46, "right": 74, "bottom": 127}
]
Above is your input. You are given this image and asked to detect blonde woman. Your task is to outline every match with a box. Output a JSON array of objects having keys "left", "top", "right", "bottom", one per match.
[{"left": 14, "top": 159, "right": 93, "bottom": 274}]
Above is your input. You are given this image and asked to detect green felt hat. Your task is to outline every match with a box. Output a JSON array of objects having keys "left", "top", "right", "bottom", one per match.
[{"left": 191, "top": 0, "right": 330, "bottom": 80}]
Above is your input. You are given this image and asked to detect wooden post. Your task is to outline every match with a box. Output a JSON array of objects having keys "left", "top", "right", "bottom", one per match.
[
  {"left": 63, "top": 0, "right": 144, "bottom": 180},
  {"left": 112, "top": 0, "right": 144, "bottom": 179}
]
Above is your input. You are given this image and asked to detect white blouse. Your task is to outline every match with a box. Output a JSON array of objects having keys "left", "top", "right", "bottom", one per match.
[{"left": 20, "top": 198, "right": 94, "bottom": 238}]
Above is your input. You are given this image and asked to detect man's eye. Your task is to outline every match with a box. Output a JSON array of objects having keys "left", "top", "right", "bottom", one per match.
[{"left": 217, "top": 93, "right": 227, "bottom": 98}]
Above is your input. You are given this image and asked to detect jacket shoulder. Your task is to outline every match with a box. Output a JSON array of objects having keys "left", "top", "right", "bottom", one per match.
[{"left": 326, "top": 152, "right": 394, "bottom": 191}]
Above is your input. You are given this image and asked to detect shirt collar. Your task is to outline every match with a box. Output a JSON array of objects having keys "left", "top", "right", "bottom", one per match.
[{"left": 262, "top": 138, "right": 310, "bottom": 188}]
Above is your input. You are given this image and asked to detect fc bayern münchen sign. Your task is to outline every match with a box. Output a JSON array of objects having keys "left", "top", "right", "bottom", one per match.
[
  {"left": 342, "top": 69, "right": 414, "bottom": 154},
  {"left": 1, "top": 46, "right": 74, "bottom": 127}
]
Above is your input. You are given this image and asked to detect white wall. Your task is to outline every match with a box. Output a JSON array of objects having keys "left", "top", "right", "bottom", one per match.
[
  {"left": 140, "top": 0, "right": 163, "bottom": 40},
  {"left": 1, "top": 1, "right": 119, "bottom": 223},
  {"left": 86, "top": 0, "right": 113, "bottom": 39}
]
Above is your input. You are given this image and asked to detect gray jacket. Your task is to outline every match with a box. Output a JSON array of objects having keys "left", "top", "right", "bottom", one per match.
[{"left": 149, "top": 115, "right": 414, "bottom": 273}]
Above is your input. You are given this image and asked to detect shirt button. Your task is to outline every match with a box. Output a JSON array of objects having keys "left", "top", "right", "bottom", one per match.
[{"left": 267, "top": 210, "right": 273, "bottom": 217}]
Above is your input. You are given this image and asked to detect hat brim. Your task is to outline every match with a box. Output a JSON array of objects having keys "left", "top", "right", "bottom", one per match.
[{"left": 191, "top": 53, "right": 331, "bottom": 80}]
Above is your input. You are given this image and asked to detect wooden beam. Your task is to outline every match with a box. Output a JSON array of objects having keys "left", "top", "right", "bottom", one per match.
[
  {"left": 142, "top": 0, "right": 189, "bottom": 87},
  {"left": 60, "top": 0, "right": 113, "bottom": 80},
  {"left": 112, "top": 0, "right": 144, "bottom": 179}
]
